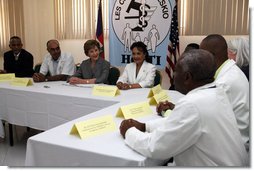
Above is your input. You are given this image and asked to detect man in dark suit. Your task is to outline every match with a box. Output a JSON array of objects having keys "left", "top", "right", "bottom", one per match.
[{"left": 0, "top": 36, "right": 34, "bottom": 77}]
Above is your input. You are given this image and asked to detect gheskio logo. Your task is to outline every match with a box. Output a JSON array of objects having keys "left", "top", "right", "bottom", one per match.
[{"left": 112, "top": 0, "right": 173, "bottom": 53}]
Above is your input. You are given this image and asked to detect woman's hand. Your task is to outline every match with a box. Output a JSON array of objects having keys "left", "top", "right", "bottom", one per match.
[{"left": 68, "top": 77, "right": 82, "bottom": 84}]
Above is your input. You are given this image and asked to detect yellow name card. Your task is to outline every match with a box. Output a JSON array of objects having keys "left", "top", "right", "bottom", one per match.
[
  {"left": 92, "top": 85, "right": 120, "bottom": 97},
  {"left": 0, "top": 73, "right": 15, "bottom": 82},
  {"left": 70, "top": 115, "right": 117, "bottom": 139},
  {"left": 10, "top": 78, "right": 33, "bottom": 87},
  {"left": 149, "top": 90, "right": 170, "bottom": 106},
  {"left": 147, "top": 84, "right": 162, "bottom": 98},
  {"left": 116, "top": 101, "right": 152, "bottom": 119}
]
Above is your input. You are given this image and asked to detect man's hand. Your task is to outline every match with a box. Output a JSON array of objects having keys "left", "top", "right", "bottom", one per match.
[
  {"left": 32, "top": 73, "right": 46, "bottom": 82},
  {"left": 156, "top": 100, "right": 175, "bottom": 116},
  {"left": 119, "top": 119, "right": 145, "bottom": 139}
]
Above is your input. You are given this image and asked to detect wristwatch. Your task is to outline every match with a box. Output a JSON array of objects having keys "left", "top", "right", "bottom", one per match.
[{"left": 129, "top": 84, "right": 132, "bottom": 89}]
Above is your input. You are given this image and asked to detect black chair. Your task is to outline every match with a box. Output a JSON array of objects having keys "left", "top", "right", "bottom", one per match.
[
  {"left": 154, "top": 70, "right": 162, "bottom": 86},
  {"left": 34, "top": 63, "right": 41, "bottom": 73},
  {"left": 108, "top": 67, "right": 120, "bottom": 85}
]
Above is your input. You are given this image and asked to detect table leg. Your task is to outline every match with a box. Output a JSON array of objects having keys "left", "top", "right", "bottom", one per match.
[{"left": 9, "top": 123, "right": 13, "bottom": 146}]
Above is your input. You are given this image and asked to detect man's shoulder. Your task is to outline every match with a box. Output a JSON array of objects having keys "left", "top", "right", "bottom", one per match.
[
  {"left": 20, "top": 49, "right": 33, "bottom": 58},
  {"left": 220, "top": 65, "right": 248, "bottom": 83},
  {"left": 3, "top": 50, "right": 12, "bottom": 57},
  {"left": 61, "top": 52, "right": 74, "bottom": 59}
]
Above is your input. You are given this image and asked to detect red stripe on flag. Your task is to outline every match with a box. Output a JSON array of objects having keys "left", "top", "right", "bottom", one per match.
[{"left": 165, "top": 0, "right": 179, "bottom": 88}]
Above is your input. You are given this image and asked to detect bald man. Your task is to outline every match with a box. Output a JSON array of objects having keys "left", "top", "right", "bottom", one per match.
[
  {"left": 33, "top": 39, "right": 75, "bottom": 82},
  {"left": 119, "top": 49, "right": 248, "bottom": 166},
  {"left": 200, "top": 34, "right": 249, "bottom": 152}
]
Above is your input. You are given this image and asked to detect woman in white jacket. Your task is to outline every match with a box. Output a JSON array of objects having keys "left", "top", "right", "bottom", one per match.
[{"left": 116, "top": 41, "right": 156, "bottom": 90}]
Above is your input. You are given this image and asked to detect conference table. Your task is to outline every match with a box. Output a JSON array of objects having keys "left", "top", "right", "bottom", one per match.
[
  {"left": 0, "top": 81, "right": 118, "bottom": 142},
  {"left": 0, "top": 80, "right": 184, "bottom": 166}
]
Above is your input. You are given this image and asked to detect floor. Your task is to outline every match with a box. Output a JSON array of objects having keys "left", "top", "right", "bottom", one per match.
[{"left": 0, "top": 123, "right": 41, "bottom": 166}]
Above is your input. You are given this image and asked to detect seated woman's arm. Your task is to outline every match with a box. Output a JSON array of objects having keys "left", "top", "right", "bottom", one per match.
[
  {"left": 138, "top": 64, "right": 156, "bottom": 88},
  {"left": 94, "top": 61, "right": 110, "bottom": 84}
]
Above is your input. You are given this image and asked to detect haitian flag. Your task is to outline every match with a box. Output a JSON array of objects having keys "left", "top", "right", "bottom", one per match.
[{"left": 96, "top": 0, "right": 104, "bottom": 59}]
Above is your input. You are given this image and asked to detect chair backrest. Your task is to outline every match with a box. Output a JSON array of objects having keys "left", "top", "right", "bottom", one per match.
[
  {"left": 34, "top": 63, "right": 41, "bottom": 73},
  {"left": 154, "top": 70, "right": 162, "bottom": 86},
  {"left": 108, "top": 67, "right": 120, "bottom": 85}
]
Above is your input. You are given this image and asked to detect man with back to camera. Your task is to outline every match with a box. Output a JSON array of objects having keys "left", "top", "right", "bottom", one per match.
[
  {"left": 119, "top": 49, "right": 248, "bottom": 166},
  {"left": 32, "top": 39, "right": 75, "bottom": 82},
  {"left": 199, "top": 34, "right": 249, "bottom": 152},
  {"left": 0, "top": 36, "right": 34, "bottom": 77}
]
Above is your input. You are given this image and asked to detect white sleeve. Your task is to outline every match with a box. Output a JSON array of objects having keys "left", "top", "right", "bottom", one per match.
[
  {"left": 117, "top": 64, "right": 130, "bottom": 83},
  {"left": 139, "top": 64, "right": 156, "bottom": 88},
  {"left": 60, "top": 54, "right": 75, "bottom": 75},
  {"left": 39, "top": 56, "right": 49, "bottom": 75},
  {"left": 124, "top": 102, "right": 202, "bottom": 160}
]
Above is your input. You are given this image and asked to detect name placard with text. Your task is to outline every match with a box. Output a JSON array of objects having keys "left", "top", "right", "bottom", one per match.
[
  {"left": 0, "top": 73, "right": 15, "bottom": 82},
  {"left": 70, "top": 115, "right": 117, "bottom": 139},
  {"left": 10, "top": 78, "right": 33, "bottom": 87},
  {"left": 92, "top": 85, "right": 120, "bottom": 97},
  {"left": 147, "top": 84, "right": 162, "bottom": 98},
  {"left": 116, "top": 101, "right": 152, "bottom": 119},
  {"left": 149, "top": 90, "right": 170, "bottom": 106}
]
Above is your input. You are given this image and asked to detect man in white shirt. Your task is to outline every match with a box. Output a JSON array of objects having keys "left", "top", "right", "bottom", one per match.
[
  {"left": 119, "top": 49, "right": 248, "bottom": 166},
  {"left": 200, "top": 34, "right": 249, "bottom": 151},
  {"left": 33, "top": 39, "right": 75, "bottom": 82}
]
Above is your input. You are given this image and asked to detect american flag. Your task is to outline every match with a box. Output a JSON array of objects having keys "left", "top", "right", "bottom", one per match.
[
  {"left": 165, "top": 0, "right": 179, "bottom": 87},
  {"left": 96, "top": 0, "right": 104, "bottom": 58}
]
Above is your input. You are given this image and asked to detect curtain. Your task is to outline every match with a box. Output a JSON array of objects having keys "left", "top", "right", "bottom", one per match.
[
  {"left": 0, "top": 0, "right": 24, "bottom": 55},
  {"left": 54, "top": 0, "right": 109, "bottom": 40},
  {"left": 179, "top": 0, "right": 249, "bottom": 35}
]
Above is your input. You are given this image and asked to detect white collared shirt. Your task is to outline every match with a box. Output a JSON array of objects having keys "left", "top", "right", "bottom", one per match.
[
  {"left": 215, "top": 59, "right": 249, "bottom": 149},
  {"left": 40, "top": 52, "right": 75, "bottom": 76},
  {"left": 124, "top": 83, "right": 248, "bottom": 166}
]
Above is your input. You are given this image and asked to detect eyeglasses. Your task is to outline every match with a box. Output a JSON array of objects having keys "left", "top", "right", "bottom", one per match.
[{"left": 49, "top": 47, "right": 60, "bottom": 52}]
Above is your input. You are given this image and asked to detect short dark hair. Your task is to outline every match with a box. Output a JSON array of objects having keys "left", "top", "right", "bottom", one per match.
[
  {"left": 180, "top": 49, "right": 216, "bottom": 82},
  {"left": 184, "top": 43, "right": 199, "bottom": 52},
  {"left": 83, "top": 40, "right": 100, "bottom": 56},
  {"left": 9, "top": 36, "right": 22, "bottom": 44},
  {"left": 130, "top": 41, "right": 150, "bottom": 62}
]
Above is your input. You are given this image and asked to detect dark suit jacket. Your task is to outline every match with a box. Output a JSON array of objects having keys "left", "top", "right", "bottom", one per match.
[{"left": 4, "top": 49, "right": 34, "bottom": 77}]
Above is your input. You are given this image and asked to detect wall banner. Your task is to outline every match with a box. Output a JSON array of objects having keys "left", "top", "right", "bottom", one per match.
[{"left": 109, "top": 0, "right": 175, "bottom": 69}]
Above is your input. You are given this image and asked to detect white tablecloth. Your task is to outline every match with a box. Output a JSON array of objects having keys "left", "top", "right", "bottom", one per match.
[
  {"left": 25, "top": 89, "right": 184, "bottom": 166},
  {"left": 0, "top": 81, "right": 120, "bottom": 137}
]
